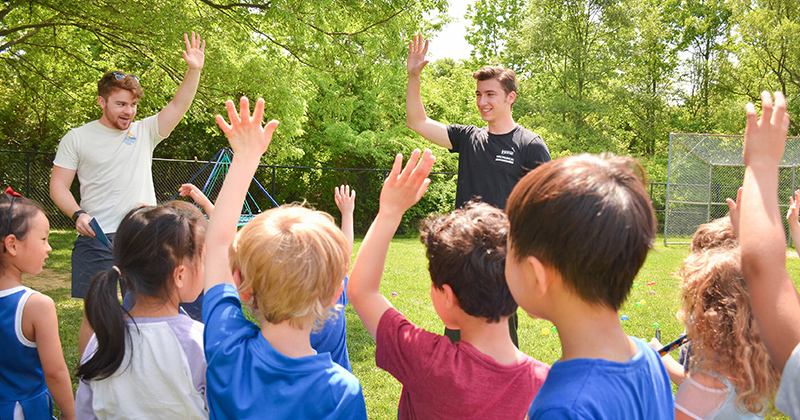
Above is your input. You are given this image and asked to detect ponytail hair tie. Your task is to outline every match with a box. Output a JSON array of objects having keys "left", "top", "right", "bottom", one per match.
[
  {"left": 4, "top": 187, "right": 23, "bottom": 198},
  {"left": 112, "top": 265, "right": 121, "bottom": 275}
]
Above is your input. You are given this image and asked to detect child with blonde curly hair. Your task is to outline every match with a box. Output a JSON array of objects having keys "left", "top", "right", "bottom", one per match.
[{"left": 671, "top": 248, "right": 780, "bottom": 419}]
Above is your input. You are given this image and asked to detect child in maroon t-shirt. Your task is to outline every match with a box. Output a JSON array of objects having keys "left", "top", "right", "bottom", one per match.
[{"left": 348, "top": 149, "right": 550, "bottom": 420}]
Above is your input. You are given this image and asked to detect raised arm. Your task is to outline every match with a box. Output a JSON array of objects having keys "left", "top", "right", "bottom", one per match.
[
  {"left": 739, "top": 91, "right": 800, "bottom": 371},
  {"left": 348, "top": 149, "right": 435, "bottom": 340},
  {"left": 787, "top": 190, "right": 800, "bottom": 257},
  {"left": 204, "top": 97, "right": 279, "bottom": 292},
  {"left": 158, "top": 32, "right": 205, "bottom": 138},
  {"left": 405, "top": 34, "right": 450, "bottom": 149},
  {"left": 50, "top": 165, "right": 95, "bottom": 237},
  {"left": 334, "top": 184, "right": 356, "bottom": 253},
  {"left": 179, "top": 183, "right": 214, "bottom": 217}
]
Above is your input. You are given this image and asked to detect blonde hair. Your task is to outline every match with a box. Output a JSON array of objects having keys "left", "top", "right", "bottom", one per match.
[
  {"left": 679, "top": 248, "right": 779, "bottom": 414},
  {"left": 229, "top": 204, "right": 349, "bottom": 330},
  {"left": 690, "top": 216, "right": 738, "bottom": 252}
]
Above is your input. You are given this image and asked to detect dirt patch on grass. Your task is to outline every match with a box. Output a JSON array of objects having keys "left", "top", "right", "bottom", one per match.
[{"left": 22, "top": 269, "right": 70, "bottom": 292}]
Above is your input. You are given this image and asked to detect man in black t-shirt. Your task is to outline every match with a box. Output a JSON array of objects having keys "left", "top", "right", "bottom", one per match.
[{"left": 405, "top": 34, "right": 551, "bottom": 345}]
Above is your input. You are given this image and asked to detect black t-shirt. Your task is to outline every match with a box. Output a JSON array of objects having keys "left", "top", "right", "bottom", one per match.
[{"left": 447, "top": 124, "right": 551, "bottom": 210}]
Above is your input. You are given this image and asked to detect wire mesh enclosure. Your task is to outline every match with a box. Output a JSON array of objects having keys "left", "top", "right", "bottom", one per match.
[{"left": 665, "top": 133, "right": 800, "bottom": 246}]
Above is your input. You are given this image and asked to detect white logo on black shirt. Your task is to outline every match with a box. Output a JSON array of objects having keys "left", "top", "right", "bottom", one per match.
[{"left": 496, "top": 149, "right": 515, "bottom": 165}]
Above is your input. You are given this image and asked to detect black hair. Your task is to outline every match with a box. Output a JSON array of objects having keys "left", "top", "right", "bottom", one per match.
[
  {"left": 0, "top": 192, "right": 44, "bottom": 259},
  {"left": 76, "top": 201, "right": 206, "bottom": 380}
]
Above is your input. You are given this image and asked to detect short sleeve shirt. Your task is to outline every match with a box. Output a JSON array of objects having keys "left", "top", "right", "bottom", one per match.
[
  {"left": 448, "top": 124, "right": 550, "bottom": 209},
  {"left": 376, "top": 308, "right": 550, "bottom": 420},
  {"left": 53, "top": 115, "right": 164, "bottom": 233},
  {"left": 777, "top": 343, "right": 800, "bottom": 419},
  {"left": 528, "top": 337, "right": 674, "bottom": 420},
  {"left": 202, "top": 283, "right": 367, "bottom": 420}
]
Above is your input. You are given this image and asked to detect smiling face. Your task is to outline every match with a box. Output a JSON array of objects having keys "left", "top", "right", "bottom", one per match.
[
  {"left": 475, "top": 78, "right": 515, "bottom": 124},
  {"left": 15, "top": 211, "right": 51, "bottom": 275},
  {"left": 98, "top": 88, "right": 138, "bottom": 130}
]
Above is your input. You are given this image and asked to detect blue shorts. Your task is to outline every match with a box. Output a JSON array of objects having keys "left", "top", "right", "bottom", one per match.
[{"left": 71, "top": 234, "right": 117, "bottom": 299}]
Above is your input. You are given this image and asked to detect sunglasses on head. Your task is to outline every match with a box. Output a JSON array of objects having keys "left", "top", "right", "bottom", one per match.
[{"left": 111, "top": 71, "right": 140, "bottom": 83}]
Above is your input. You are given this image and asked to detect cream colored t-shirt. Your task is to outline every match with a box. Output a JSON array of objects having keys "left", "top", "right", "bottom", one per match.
[{"left": 53, "top": 115, "right": 165, "bottom": 233}]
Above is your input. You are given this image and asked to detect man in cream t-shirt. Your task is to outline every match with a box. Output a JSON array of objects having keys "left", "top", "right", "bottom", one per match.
[{"left": 50, "top": 32, "right": 206, "bottom": 354}]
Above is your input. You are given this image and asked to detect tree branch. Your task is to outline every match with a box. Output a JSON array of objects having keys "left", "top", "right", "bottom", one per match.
[{"left": 196, "top": 0, "right": 272, "bottom": 11}]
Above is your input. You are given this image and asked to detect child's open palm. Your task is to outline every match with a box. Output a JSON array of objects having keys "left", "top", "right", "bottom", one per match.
[
  {"left": 335, "top": 185, "right": 356, "bottom": 216},
  {"left": 380, "top": 149, "right": 435, "bottom": 217},
  {"left": 215, "top": 96, "right": 279, "bottom": 158},
  {"left": 743, "top": 91, "right": 790, "bottom": 167}
]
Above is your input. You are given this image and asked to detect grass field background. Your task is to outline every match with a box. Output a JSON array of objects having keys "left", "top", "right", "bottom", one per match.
[{"left": 28, "top": 231, "right": 799, "bottom": 419}]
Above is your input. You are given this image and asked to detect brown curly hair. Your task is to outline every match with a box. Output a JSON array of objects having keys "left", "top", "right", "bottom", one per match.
[
  {"left": 679, "top": 248, "right": 779, "bottom": 414},
  {"left": 690, "top": 216, "right": 738, "bottom": 253}
]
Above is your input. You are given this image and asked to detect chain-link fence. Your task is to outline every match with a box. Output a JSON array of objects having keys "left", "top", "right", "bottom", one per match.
[
  {"left": 665, "top": 133, "right": 800, "bottom": 246},
  {"left": 0, "top": 150, "right": 458, "bottom": 235},
  {"left": 0, "top": 149, "right": 668, "bottom": 236}
]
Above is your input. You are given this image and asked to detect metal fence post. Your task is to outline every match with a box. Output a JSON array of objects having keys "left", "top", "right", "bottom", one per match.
[{"left": 25, "top": 152, "right": 31, "bottom": 197}]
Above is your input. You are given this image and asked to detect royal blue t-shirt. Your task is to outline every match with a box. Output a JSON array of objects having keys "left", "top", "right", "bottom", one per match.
[
  {"left": 310, "top": 277, "right": 351, "bottom": 371},
  {"left": 529, "top": 337, "right": 674, "bottom": 420},
  {"left": 202, "top": 283, "right": 367, "bottom": 420}
]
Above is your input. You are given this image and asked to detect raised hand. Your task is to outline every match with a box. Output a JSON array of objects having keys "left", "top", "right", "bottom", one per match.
[
  {"left": 182, "top": 31, "right": 206, "bottom": 70},
  {"left": 215, "top": 96, "right": 279, "bottom": 158},
  {"left": 725, "top": 186, "right": 743, "bottom": 236},
  {"left": 743, "top": 91, "right": 791, "bottom": 168},
  {"left": 787, "top": 190, "right": 800, "bottom": 225},
  {"left": 407, "top": 33, "right": 430, "bottom": 77},
  {"left": 335, "top": 185, "right": 356, "bottom": 216},
  {"left": 179, "top": 183, "right": 214, "bottom": 215},
  {"left": 379, "top": 149, "right": 435, "bottom": 217}
]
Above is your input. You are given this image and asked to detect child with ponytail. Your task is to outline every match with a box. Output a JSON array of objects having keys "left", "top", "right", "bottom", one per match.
[
  {"left": 75, "top": 201, "right": 208, "bottom": 419},
  {"left": 0, "top": 188, "right": 75, "bottom": 419}
]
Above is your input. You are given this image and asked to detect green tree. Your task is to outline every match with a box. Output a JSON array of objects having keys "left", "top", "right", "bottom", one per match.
[{"left": 464, "top": 0, "right": 527, "bottom": 63}]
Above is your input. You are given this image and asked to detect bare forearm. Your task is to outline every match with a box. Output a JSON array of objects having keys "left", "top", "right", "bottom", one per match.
[
  {"left": 740, "top": 166, "right": 785, "bottom": 280},
  {"left": 50, "top": 183, "right": 80, "bottom": 217},
  {"left": 348, "top": 210, "right": 402, "bottom": 338},
  {"left": 341, "top": 212, "right": 354, "bottom": 253},
  {"left": 790, "top": 223, "right": 800, "bottom": 255},
  {"left": 158, "top": 68, "right": 202, "bottom": 137},
  {"left": 204, "top": 154, "right": 260, "bottom": 289},
  {"left": 172, "top": 68, "right": 202, "bottom": 114},
  {"left": 350, "top": 212, "right": 401, "bottom": 299},
  {"left": 740, "top": 165, "right": 800, "bottom": 369},
  {"left": 45, "top": 367, "right": 75, "bottom": 419},
  {"left": 405, "top": 75, "right": 427, "bottom": 129},
  {"left": 660, "top": 354, "right": 686, "bottom": 386}
]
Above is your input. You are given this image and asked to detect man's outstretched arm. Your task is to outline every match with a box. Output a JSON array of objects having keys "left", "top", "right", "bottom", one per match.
[
  {"left": 158, "top": 31, "right": 205, "bottom": 138},
  {"left": 405, "top": 34, "right": 450, "bottom": 149}
]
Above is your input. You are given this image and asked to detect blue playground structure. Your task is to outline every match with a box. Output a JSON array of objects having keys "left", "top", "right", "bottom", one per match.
[{"left": 169, "top": 148, "right": 278, "bottom": 226}]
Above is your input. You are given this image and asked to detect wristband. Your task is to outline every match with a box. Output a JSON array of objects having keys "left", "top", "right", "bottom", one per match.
[{"left": 72, "top": 209, "right": 86, "bottom": 222}]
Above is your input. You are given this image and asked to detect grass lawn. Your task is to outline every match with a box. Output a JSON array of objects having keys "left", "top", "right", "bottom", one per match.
[{"left": 29, "top": 231, "right": 798, "bottom": 419}]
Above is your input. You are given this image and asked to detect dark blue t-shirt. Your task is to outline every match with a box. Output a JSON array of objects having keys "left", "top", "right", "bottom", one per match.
[
  {"left": 448, "top": 124, "right": 550, "bottom": 209},
  {"left": 310, "top": 277, "right": 351, "bottom": 371}
]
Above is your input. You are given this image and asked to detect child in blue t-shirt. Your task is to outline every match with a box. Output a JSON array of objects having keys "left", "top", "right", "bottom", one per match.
[
  {"left": 309, "top": 185, "right": 356, "bottom": 371},
  {"left": 202, "top": 97, "right": 367, "bottom": 420},
  {"left": 180, "top": 181, "right": 356, "bottom": 372},
  {"left": 504, "top": 153, "right": 674, "bottom": 419}
]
